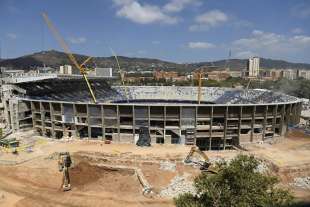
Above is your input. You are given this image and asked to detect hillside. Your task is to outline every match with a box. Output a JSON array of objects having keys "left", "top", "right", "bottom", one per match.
[
  {"left": 0, "top": 50, "right": 187, "bottom": 71},
  {"left": 1, "top": 50, "right": 310, "bottom": 72}
]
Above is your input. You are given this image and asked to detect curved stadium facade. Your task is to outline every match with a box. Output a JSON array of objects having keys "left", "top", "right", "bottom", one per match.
[{"left": 13, "top": 79, "right": 302, "bottom": 150}]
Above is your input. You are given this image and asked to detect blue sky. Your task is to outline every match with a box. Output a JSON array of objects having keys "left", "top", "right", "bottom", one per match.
[{"left": 0, "top": 0, "right": 309, "bottom": 63}]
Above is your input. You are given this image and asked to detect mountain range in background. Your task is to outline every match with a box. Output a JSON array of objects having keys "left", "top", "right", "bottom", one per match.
[{"left": 0, "top": 50, "right": 310, "bottom": 72}]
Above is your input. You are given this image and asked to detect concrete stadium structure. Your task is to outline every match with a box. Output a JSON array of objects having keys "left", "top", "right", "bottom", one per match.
[{"left": 4, "top": 79, "right": 302, "bottom": 150}]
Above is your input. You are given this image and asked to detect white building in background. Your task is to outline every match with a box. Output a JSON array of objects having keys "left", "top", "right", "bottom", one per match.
[
  {"left": 297, "top": 70, "right": 310, "bottom": 80},
  {"left": 247, "top": 57, "right": 260, "bottom": 78},
  {"left": 282, "top": 69, "right": 297, "bottom": 80},
  {"left": 95, "top": 68, "right": 113, "bottom": 77},
  {"left": 59, "top": 65, "right": 73, "bottom": 75}
]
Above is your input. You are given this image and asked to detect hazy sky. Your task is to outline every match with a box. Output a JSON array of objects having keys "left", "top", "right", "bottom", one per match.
[{"left": 0, "top": 0, "right": 309, "bottom": 63}]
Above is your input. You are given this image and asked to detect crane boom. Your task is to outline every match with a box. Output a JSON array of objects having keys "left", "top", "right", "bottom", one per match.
[
  {"left": 110, "top": 48, "right": 129, "bottom": 101},
  {"left": 41, "top": 13, "right": 97, "bottom": 103}
]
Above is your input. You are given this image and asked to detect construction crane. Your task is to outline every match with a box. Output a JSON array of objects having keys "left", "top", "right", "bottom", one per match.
[
  {"left": 41, "top": 13, "right": 97, "bottom": 103},
  {"left": 110, "top": 48, "right": 129, "bottom": 101},
  {"left": 58, "top": 152, "right": 72, "bottom": 191}
]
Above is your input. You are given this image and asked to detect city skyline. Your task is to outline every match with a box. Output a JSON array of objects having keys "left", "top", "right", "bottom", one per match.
[{"left": 0, "top": 0, "right": 309, "bottom": 63}]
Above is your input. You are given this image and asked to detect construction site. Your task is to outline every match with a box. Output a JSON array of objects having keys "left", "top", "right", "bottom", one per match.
[{"left": 0, "top": 13, "right": 309, "bottom": 207}]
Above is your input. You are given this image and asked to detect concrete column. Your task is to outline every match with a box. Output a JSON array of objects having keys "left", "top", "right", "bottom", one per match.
[
  {"left": 279, "top": 105, "right": 286, "bottom": 136},
  {"left": 86, "top": 104, "right": 91, "bottom": 139},
  {"left": 250, "top": 105, "right": 256, "bottom": 142},
  {"left": 31, "top": 102, "right": 36, "bottom": 131},
  {"left": 293, "top": 103, "right": 298, "bottom": 124},
  {"left": 101, "top": 105, "right": 105, "bottom": 140},
  {"left": 179, "top": 106, "right": 182, "bottom": 145},
  {"left": 297, "top": 102, "right": 302, "bottom": 124},
  {"left": 163, "top": 105, "right": 166, "bottom": 144},
  {"left": 132, "top": 105, "right": 135, "bottom": 141},
  {"left": 4, "top": 100, "right": 11, "bottom": 130},
  {"left": 72, "top": 104, "right": 78, "bottom": 138},
  {"left": 117, "top": 105, "right": 120, "bottom": 142},
  {"left": 195, "top": 106, "right": 198, "bottom": 146},
  {"left": 237, "top": 106, "right": 242, "bottom": 146},
  {"left": 148, "top": 105, "right": 151, "bottom": 141},
  {"left": 49, "top": 102, "right": 55, "bottom": 138},
  {"left": 288, "top": 104, "right": 292, "bottom": 125},
  {"left": 8, "top": 100, "right": 15, "bottom": 131},
  {"left": 262, "top": 105, "right": 268, "bottom": 141},
  {"left": 272, "top": 105, "right": 278, "bottom": 138},
  {"left": 40, "top": 102, "right": 45, "bottom": 134},
  {"left": 223, "top": 106, "right": 228, "bottom": 150},
  {"left": 209, "top": 106, "right": 213, "bottom": 150}
]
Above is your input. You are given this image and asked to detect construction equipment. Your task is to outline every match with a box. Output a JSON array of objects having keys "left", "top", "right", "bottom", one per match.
[
  {"left": 184, "top": 146, "right": 218, "bottom": 174},
  {"left": 42, "top": 13, "right": 97, "bottom": 103},
  {"left": 193, "top": 69, "right": 205, "bottom": 104},
  {"left": 0, "top": 138, "right": 19, "bottom": 148},
  {"left": 136, "top": 127, "right": 151, "bottom": 147},
  {"left": 58, "top": 152, "right": 72, "bottom": 191}
]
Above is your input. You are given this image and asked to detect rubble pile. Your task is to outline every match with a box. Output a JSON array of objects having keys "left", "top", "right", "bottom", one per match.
[
  {"left": 292, "top": 177, "right": 310, "bottom": 190},
  {"left": 159, "top": 175, "right": 196, "bottom": 198},
  {"left": 159, "top": 161, "right": 176, "bottom": 172},
  {"left": 256, "top": 161, "right": 269, "bottom": 173}
]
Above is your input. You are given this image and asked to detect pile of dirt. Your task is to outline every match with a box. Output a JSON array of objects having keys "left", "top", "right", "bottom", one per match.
[
  {"left": 286, "top": 129, "right": 310, "bottom": 139},
  {"left": 70, "top": 162, "right": 140, "bottom": 193}
]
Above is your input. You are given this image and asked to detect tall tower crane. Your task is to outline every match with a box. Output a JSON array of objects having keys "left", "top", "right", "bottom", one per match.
[{"left": 41, "top": 13, "right": 97, "bottom": 103}]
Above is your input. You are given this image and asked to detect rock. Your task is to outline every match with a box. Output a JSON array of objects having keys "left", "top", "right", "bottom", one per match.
[
  {"left": 159, "top": 161, "right": 176, "bottom": 172},
  {"left": 292, "top": 177, "right": 310, "bottom": 190},
  {"left": 159, "top": 175, "right": 196, "bottom": 198}
]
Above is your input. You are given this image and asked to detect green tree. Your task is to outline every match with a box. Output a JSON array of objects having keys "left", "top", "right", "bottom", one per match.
[{"left": 174, "top": 155, "right": 293, "bottom": 207}]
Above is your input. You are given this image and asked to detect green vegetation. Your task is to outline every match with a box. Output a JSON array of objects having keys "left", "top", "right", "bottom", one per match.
[{"left": 174, "top": 155, "right": 293, "bottom": 207}]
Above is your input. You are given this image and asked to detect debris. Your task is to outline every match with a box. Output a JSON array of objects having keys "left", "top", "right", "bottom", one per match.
[
  {"left": 255, "top": 161, "right": 269, "bottom": 173},
  {"left": 45, "top": 152, "right": 60, "bottom": 160},
  {"left": 159, "top": 161, "right": 176, "bottom": 172},
  {"left": 291, "top": 177, "right": 310, "bottom": 190},
  {"left": 159, "top": 175, "right": 196, "bottom": 198}
]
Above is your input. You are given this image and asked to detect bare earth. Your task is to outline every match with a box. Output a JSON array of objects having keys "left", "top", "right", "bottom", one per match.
[{"left": 0, "top": 129, "right": 309, "bottom": 206}]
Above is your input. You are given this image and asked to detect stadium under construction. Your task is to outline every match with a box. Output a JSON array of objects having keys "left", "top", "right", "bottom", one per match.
[{"left": 2, "top": 78, "right": 302, "bottom": 150}]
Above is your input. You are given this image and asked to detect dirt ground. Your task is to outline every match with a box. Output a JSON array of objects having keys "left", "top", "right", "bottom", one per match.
[{"left": 0, "top": 129, "right": 309, "bottom": 206}]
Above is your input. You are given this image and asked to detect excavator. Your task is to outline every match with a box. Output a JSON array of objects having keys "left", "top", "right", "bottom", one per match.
[
  {"left": 58, "top": 152, "right": 72, "bottom": 191},
  {"left": 184, "top": 146, "right": 218, "bottom": 174}
]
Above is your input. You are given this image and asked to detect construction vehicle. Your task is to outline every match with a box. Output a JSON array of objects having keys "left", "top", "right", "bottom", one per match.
[
  {"left": 184, "top": 146, "right": 218, "bottom": 174},
  {"left": 58, "top": 152, "right": 72, "bottom": 191},
  {"left": 0, "top": 138, "right": 19, "bottom": 148}
]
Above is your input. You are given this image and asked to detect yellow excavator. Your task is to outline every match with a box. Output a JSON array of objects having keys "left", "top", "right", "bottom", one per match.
[
  {"left": 184, "top": 146, "right": 218, "bottom": 174},
  {"left": 58, "top": 152, "right": 72, "bottom": 191}
]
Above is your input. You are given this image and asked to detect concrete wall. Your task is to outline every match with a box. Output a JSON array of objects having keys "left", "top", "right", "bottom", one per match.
[{"left": 24, "top": 100, "right": 302, "bottom": 150}]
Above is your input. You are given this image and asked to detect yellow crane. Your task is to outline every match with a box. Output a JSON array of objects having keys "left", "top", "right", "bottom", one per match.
[
  {"left": 110, "top": 48, "right": 129, "bottom": 101},
  {"left": 41, "top": 13, "right": 97, "bottom": 103}
]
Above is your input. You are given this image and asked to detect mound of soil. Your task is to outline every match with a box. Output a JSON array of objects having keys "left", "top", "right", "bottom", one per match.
[{"left": 70, "top": 162, "right": 140, "bottom": 193}]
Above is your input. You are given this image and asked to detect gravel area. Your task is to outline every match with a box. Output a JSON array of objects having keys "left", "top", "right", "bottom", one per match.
[
  {"left": 159, "top": 160, "right": 176, "bottom": 172},
  {"left": 159, "top": 174, "right": 196, "bottom": 198},
  {"left": 292, "top": 177, "right": 310, "bottom": 190}
]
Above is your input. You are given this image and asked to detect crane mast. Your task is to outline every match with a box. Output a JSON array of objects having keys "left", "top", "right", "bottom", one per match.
[{"left": 41, "top": 13, "right": 97, "bottom": 103}]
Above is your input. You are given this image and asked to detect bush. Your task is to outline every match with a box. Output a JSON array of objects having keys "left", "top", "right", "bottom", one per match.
[{"left": 174, "top": 155, "right": 293, "bottom": 207}]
